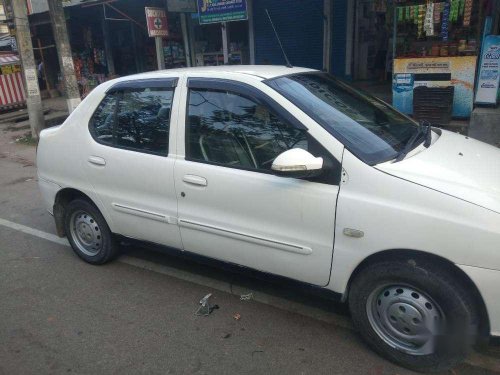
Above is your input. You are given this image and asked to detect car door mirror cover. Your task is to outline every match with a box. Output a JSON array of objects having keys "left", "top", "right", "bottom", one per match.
[{"left": 271, "top": 149, "right": 323, "bottom": 178}]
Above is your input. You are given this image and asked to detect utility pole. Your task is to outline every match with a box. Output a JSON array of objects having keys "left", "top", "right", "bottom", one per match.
[
  {"left": 180, "top": 13, "right": 191, "bottom": 67},
  {"left": 101, "top": 16, "right": 115, "bottom": 76},
  {"left": 322, "top": 0, "right": 332, "bottom": 72},
  {"left": 11, "top": 0, "right": 45, "bottom": 139},
  {"left": 155, "top": 37, "right": 165, "bottom": 70},
  {"left": 47, "top": 0, "right": 81, "bottom": 113},
  {"left": 221, "top": 22, "right": 228, "bottom": 64}
]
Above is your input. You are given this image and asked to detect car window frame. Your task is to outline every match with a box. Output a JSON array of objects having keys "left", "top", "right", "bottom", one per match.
[
  {"left": 88, "top": 91, "right": 118, "bottom": 147},
  {"left": 89, "top": 78, "right": 178, "bottom": 157},
  {"left": 184, "top": 77, "right": 341, "bottom": 186}
]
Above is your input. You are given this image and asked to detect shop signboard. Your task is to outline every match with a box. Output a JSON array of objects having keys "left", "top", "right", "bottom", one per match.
[
  {"left": 197, "top": 0, "right": 247, "bottom": 25},
  {"left": 167, "top": 0, "right": 197, "bottom": 13},
  {"left": 145, "top": 7, "right": 169, "bottom": 38},
  {"left": 393, "top": 56, "right": 477, "bottom": 117},
  {"left": 475, "top": 35, "right": 500, "bottom": 105},
  {"left": 0, "top": 63, "right": 21, "bottom": 75}
]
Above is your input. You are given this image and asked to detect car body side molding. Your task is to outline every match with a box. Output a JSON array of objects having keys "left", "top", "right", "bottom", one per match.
[{"left": 178, "top": 218, "right": 313, "bottom": 255}]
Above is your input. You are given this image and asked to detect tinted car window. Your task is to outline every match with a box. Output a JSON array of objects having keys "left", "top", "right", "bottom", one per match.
[
  {"left": 115, "top": 88, "right": 173, "bottom": 155},
  {"left": 266, "top": 72, "right": 419, "bottom": 165},
  {"left": 187, "top": 88, "right": 308, "bottom": 171},
  {"left": 89, "top": 93, "right": 117, "bottom": 145}
]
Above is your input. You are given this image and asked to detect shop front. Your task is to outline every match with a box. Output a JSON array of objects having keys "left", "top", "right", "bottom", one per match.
[
  {"left": 0, "top": 54, "right": 26, "bottom": 110},
  {"left": 67, "top": 1, "right": 178, "bottom": 87},
  {"left": 66, "top": 5, "right": 109, "bottom": 97},
  {"left": 348, "top": 0, "right": 395, "bottom": 103},
  {"left": 352, "top": 0, "right": 393, "bottom": 82},
  {"left": 28, "top": 0, "right": 198, "bottom": 97},
  {"left": 392, "top": 0, "right": 485, "bottom": 123},
  {"left": 344, "top": 0, "right": 498, "bottom": 124},
  {"left": 189, "top": 0, "right": 252, "bottom": 66},
  {"left": 160, "top": 11, "right": 189, "bottom": 69},
  {"left": 96, "top": 0, "right": 253, "bottom": 71}
]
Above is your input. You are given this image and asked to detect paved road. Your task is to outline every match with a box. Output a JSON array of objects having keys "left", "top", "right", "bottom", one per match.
[{"left": 0, "top": 156, "right": 498, "bottom": 375}]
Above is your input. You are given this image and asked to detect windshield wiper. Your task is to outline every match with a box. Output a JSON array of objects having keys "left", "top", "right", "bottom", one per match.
[{"left": 394, "top": 121, "right": 431, "bottom": 162}]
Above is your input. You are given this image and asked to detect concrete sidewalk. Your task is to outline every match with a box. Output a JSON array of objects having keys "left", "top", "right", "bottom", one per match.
[{"left": 0, "top": 96, "right": 69, "bottom": 167}]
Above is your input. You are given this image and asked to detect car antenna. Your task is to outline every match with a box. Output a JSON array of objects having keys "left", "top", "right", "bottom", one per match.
[{"left": 265, "top": 9, "right": 293, "bottom": 68}]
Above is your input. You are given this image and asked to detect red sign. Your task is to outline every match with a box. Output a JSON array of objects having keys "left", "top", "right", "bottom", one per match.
[{"left": 145, "top": 7, "right": 169, "bottom": 38}]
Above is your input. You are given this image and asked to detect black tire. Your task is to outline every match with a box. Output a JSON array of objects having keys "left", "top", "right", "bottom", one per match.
[
  {"left": 64, "top": 198, "right": 118, "bottom": 264},
  {"left": 349, "top": 258, "right": 478, "bottom": 373}
]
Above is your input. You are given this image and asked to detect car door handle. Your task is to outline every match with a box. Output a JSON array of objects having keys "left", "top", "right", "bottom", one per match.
[
  {"left": 88, "top": 156, "right": 106, "bottom": 166},
  {"left": 182, "top": 174, "right": 207, "bottom": 187}
]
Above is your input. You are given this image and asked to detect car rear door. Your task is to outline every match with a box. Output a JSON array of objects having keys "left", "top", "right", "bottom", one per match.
[
  {"left": 83, "top": 77, "right": 183, "bottom": 249},
  {"left": 173, "top": 75, "right": 343, "bottom": 286}
]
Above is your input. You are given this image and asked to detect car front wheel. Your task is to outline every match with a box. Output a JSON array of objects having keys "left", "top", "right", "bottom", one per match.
[
  {"left": 64, "top": 199, "right": 118, "bottom": 264},
  {"left": 349, "top": 258, "right": 478, "bottom": 372}
]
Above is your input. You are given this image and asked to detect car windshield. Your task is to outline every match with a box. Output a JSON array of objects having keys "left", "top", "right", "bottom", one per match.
[{"left": 265, "top": 72, "right": 420, "bottom": 165}]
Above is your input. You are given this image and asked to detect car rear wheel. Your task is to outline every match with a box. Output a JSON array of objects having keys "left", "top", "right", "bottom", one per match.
[
  {"left": 64, "top": 199, "right": 118, "bottom": 264},
  {"left": 349, "top": 258, "right": 478, "bottom": 372}
]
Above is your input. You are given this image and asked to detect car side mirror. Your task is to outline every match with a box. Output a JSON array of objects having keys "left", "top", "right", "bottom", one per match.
[{"left": 271, "top": 149, "right": 323, "bottom": 178}]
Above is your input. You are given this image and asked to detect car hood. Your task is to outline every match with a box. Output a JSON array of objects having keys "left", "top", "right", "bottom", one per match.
[{"left": 376, "top": 130, "right": 500, "bottom": 214}]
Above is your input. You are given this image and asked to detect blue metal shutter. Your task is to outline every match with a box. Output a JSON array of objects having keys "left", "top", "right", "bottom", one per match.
[
  {"left": 253, "top": 0, "right": 324, "bottom": 69},
  {"left": 331, "top": 0, "right": 348, "bottom": 78}
]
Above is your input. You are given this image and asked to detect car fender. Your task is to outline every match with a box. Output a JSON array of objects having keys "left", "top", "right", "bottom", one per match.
[{"left": 329, "top": 150, "right": 500, "bottom": 295}]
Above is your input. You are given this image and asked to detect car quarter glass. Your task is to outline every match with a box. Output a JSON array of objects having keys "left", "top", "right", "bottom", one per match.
[
  {"left": 89, "top": 92, "right": 116, "bottom": 145},
  {"left": 89, "top": 87, "right": 174, "bottom": 156},
  {"left": 265, "top": 72, "right": 420, "bottom": 165}
]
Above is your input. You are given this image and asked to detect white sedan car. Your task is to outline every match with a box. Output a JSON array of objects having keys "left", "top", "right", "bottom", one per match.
[{"left": 37, "top": 66, "right": 500, "bottom": 372}]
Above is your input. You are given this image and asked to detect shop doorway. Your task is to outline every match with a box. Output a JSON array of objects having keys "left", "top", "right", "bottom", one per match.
[
  {"left": 351, "top": 0, "right": 393, "bottom": 103},
  {"left": 227, "top": 21, "right": 250, "bottom": 64},
  {"left": 108, "top": 20, "right": 142, "bottom": 76},
  {"left": 191, "top": 16, "right": 250, "bottom": 66}
]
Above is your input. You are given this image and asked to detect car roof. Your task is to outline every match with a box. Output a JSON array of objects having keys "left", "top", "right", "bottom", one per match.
[{"left": 121, "top": 65, "right": 318, "bottom": 81}]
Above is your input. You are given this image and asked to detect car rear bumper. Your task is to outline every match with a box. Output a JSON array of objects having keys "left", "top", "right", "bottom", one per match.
[{"left": 458, "top": 264, "right": 500, "bottom": 337}]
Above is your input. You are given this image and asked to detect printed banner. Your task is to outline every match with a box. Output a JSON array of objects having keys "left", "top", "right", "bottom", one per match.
[
  {"left": 393, "top": 56, "right": 477, "bottom": 118},
  {"left": 167, "top": 0, "right": 197, "bottom": 13},
  {"left": 197, "top": 0, "right": 247, "bottom": 25},
  {"left": 475, "top": 35, "right": 500, "bottom": 104}
]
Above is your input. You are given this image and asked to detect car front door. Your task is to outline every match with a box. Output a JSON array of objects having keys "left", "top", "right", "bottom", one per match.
[
  {"left": 83, "top": 77, "right": 182, "bottom": 249},
  {"left": 173, "top": 76, "right": 342, "bottom": 286}
]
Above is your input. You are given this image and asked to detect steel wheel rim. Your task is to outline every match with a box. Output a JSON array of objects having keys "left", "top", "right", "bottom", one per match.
[
  {"left": 69, "top": 210, "right": 103, "bottom": 256},
  {"left": 366, "top": 284, "right": 445, "bottom": 355}
]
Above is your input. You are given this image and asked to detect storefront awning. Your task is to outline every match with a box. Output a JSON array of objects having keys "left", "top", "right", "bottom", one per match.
[
  {"left": 0, "top": 54, "right": 19, "bottom": 65},
  {"left": 28, "top": 0, "right": 106, "bottom": 15}
]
